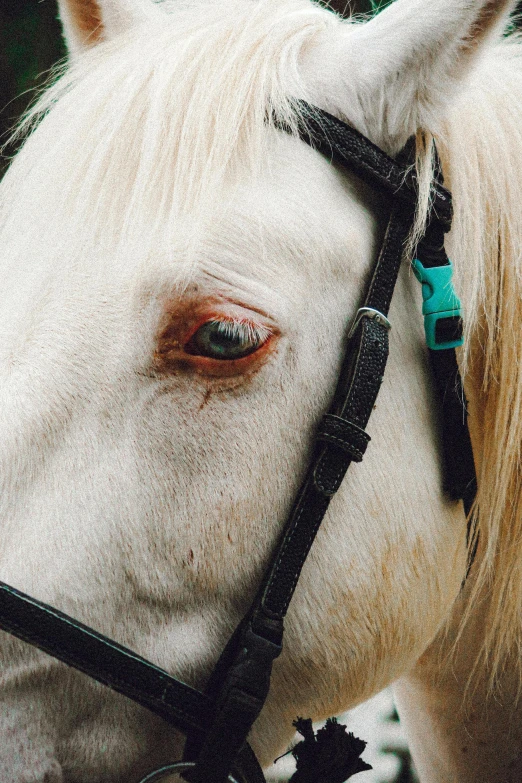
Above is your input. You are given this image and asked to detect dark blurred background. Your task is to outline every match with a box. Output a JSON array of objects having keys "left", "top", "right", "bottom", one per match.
[
  {"left": 0, "top": 1, "right": 388, "bottom": 176},
  {"left": 1, "top": 0, "right": 64, "bottom": 174}
]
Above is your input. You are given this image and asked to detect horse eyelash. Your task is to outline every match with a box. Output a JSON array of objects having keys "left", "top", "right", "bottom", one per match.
[{"left": 206, "top": 318, "right": 273, "bottom": 345}]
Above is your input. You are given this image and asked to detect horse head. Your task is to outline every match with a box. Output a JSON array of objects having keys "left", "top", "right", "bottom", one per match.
[{"left": 0, "top": 0, "right": 517, "bottom": 780}]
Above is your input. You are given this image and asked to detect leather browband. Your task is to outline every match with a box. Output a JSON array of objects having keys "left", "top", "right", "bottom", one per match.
[
  {"left": 0, "top": 102, "right": 475, "bottom": 783},
  {"left": 277, "top": 101, "right": 453, "bottom": 232}
]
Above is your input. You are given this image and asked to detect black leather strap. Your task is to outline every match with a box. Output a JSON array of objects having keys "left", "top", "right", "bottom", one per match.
[
  {"left": 0, "top": 583, "right": 267, "bottom": 782},
  {"left": 183, "top": 615, "right": 282, "bottom": 783},
  {"left": 414, "top": 156, "right": 477, "bottom": 532},
  {"left": 184, "top": 317, "right": 392, "bottom": 782},
  {"left": 257, "top": 316, "right": 389, "bottom": 618},
  {"left": 186, "top": 197, "right": 414, "bottom": 782},
  {"left": 428, "top": 348, "right": 477, "bottom": 511},
  {"left": 0, "top": 581, "right": 213, "bottom": 735},
  {"left": 364, "top": 203, "right": 415, "bottom": 315},
  {"left": 313, "top": 320, "right": 388, "bottom": 496},
  {"left": 256, "top": 202, "right": 412, "bottom": 621}
]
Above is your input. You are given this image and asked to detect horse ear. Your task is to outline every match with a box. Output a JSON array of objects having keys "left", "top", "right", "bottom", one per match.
[
  {"left": 306, "top": 0, "right": 517, "bottom": 154},
  {"left": 58, "top": 0, "right": 151, "bottom": 56}
]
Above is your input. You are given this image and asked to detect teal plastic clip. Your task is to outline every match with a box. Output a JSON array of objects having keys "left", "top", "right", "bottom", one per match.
[{"left": 412, "top": 259, "right": 464, "bottom": 350}]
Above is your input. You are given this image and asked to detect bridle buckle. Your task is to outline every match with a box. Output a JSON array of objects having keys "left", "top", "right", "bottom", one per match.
[{"left": 347, "top": 307, "right": 391, "bottom": 340}]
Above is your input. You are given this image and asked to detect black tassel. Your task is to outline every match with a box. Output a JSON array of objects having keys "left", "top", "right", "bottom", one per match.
[{"left": 288, "top": 717, "right": 372, "bottom": 783}]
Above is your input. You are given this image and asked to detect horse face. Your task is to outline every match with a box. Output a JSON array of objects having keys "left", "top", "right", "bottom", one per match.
[
  {"left": 0, "top": 132, "right": 462, "bottom": 781},
  {"left": 1, "top": 0, "right": 515, "bottom": 778}
]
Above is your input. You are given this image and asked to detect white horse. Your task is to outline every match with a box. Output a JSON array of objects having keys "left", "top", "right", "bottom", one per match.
[{"left": 1, "top": 0, "right": 521, "bottom": 780}]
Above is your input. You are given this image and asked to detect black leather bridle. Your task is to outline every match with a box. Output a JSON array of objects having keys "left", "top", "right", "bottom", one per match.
[{"left": 0, "top": 103, "right": 476, "bottom": 783}]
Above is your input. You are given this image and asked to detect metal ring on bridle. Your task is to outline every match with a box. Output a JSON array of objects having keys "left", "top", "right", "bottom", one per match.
[{"left": 139, "top": 761, "right": 241, "bottom": 783}]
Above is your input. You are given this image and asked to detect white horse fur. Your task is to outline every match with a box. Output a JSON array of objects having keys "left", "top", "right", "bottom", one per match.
[{"left": 0, "top": 0, "right": 521, "bottom": 780}]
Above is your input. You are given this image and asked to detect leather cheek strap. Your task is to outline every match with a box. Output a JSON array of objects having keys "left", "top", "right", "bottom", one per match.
[{"left": 184, "top": 197, "right": 414, "bottom": 783}]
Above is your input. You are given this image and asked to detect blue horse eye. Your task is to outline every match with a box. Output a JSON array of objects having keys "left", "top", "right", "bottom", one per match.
[{"left": 185, "top": 320, "right": 265, "bottom": 360}]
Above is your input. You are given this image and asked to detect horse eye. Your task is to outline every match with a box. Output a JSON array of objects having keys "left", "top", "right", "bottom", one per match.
[{"left": 185, "top": 320, "right": 270, "bottom": 360}]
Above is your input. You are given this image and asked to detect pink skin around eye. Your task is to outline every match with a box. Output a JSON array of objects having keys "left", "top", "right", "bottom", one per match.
[{"left": 153, "top": 296, "right": 279, "bottom": 378}]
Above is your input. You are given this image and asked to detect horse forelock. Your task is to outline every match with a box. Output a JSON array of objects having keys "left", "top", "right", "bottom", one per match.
[{"left": 2, "top": 0, "right": 343, "bottom": 261}]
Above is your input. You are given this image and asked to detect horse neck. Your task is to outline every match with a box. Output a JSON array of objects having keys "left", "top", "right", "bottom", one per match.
[
  {"left": 393, "top": 366, "right": 522, "bottom": 781},
  {"left": 392, "top": 382, "right": 522, "bottom": 783},
  {"left": 393, "top": 576, "right": 522, "bottom": 783}
]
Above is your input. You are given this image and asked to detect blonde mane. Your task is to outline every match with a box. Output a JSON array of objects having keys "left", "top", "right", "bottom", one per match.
[
  {"left": 4, "top": 0, "right": 522, "bottom": 692},
  {"left": 424, "top": 34, "right": 522, "bottom": 689}
]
